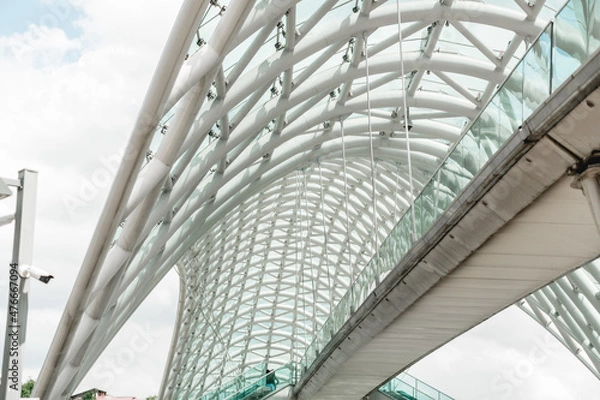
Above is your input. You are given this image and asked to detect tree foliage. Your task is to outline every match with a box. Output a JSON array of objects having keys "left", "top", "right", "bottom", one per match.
[
  {"left": 21, "top": 379, "right": 35, "bottom": 397},
  {"left": 82, "top": 391, "right": 96, "bottom": 400}
]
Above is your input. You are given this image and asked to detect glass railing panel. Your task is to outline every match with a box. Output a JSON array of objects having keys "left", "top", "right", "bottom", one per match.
[
  {"left": 445, "top": 147, "right": 470, "bottom": 194},
  {"left": 468, "top": 120, "right": 488, "bottom": 174},
  {"left": 208, "top": 363, "right": 295, "bottom": 400},
  {"left": 354, "top": 269, "right": 368, "bottom": 306},
  {"left": 589, "top": 0, "right": 600, "bottom": 55},
  {"left": 367, "top": 257, "right": 380, "bottom": 292},
  {"left": 415, "top": 391, "right": 435, "bottom": 400},
  {"left": 438, "top": 165, "right": 458, "bottom": 209},
  {"left": 523, "top": 24, "right": 552, "bottom": 120},
  {"left": 395, "top": 215, "right": 411, "bottom": 260},
  {"left": 380, "top": 372, "right": 455, "bottom": 400},
  {"left": 382, "top": 216, "right": 407, "bottom": 273},
  {"left": 417, "top": 181, "right": 436, "bottom": 235},
  {"left": 400, "top": 215, "right": 413, "bottom": 255},
  {"left": 429, "top": 170, "right": 442, "bottom": 217},
  {"left": 378, "top": 233, "right": 394, "bottom": 277},
  {"left": 200, "top": 363, "right": 266, "bottom": 400},
  {"left": 394, "top": 380, "right": 414, "bottom": 395},
  {"left": 496, "top": 97, "right": 518, "bottom": 147},
  {"left": 553, "top": 2, "right": 586, "bottom": 88},
  {"left": 333, "top": 291, "right": 351, "bottom": 332},
  {"left": 412, "top": 195, "right": 425, "bottom": 238},
  {"left": 462, "top": 128, "right": 481, "bottom": 176},
  {"left": 415, "top": 380, "right": 439, "bottom": 400},
  {"left": 498, "top": 61, "right": 524, "bottom": 136},
  {"left": 400, "top": 373, "right": 416, "bottom": 388},
  {"left": 479, "top": 94, "right": 501, "bottom": 152},
  {"left": 448, "top": 140, "right": 465, "bottom": 188}
]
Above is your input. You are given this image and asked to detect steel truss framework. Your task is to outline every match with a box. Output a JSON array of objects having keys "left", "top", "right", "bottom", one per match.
[
  {"left": 34, "top": 1, "right": 570, "bottom": 399},
  {"left": 519, "top": 258, "right": 600, "bottom": 381}
]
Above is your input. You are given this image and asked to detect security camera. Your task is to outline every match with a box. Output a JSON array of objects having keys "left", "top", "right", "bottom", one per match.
[{"left": 17, "top": 264, "right": 54, "bottom": 284}]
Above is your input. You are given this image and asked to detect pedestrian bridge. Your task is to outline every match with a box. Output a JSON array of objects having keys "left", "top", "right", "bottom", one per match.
[{"left": 33, "top": 1, "right": 600, "bottom": 399}]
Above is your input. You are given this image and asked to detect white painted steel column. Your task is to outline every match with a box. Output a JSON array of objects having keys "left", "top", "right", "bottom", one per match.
[{"left": 0, "top": 170, "right": 37, "bottom": 400}]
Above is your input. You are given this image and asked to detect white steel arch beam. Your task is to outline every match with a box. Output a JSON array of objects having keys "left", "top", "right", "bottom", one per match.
[
  {"left": 33, "top": 0, "right": 212, "bottom": 397},
  {"left": 116, "top": 139, "right": 440, "bottom": 285},
  {"left": 137, "top": 92, "right": 473, "bottom": 233},
  {"left": 167, "top": 1, "right": 543, "bottom": 110},
  {"left": 35, "top": 1, "right": 253, "bottom": 398},
  {"left": 99, "top": 141, "right": 468, "bottom": 354},
  {"left": 171, "top": 53, "right": 499, "bottom": 172}
]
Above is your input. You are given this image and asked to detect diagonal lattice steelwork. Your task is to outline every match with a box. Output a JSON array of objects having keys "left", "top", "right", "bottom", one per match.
[
  {"left": 518, "top": 258, "right": 600, "bottom": 380},
  {"left": 34, "top": 1, "right": 569, "bottom": 399}
]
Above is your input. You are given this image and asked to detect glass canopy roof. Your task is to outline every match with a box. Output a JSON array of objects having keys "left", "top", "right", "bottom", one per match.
[{"left": 35, "top": 1, "right": 575, "bottom": 399}]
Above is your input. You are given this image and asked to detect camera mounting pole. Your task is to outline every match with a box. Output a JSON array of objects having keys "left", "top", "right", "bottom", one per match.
[{"left": 0, "top": 169, "right": 38, "bottom": 400}]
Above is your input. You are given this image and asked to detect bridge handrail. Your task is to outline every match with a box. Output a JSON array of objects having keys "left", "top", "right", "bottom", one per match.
[
  {"left": 299, "top": 0, "right": 600, "bottom": 378},
  {"left": 200, "top": 363, "right": 295, "bottom": 400},
  {"left": 379, "top": 372, "right": 454, "bottom": 400}
]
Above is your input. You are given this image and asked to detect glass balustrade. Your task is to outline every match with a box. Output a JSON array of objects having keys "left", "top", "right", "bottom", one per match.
[
  {"left": 200, "top": 363, "right": 295, "bottom": 400},
  {"left": 379, "top": 372, "right": 454, "bottom": 400}
]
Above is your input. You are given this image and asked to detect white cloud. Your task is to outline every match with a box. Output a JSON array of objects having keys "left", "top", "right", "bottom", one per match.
[
  {"left": 77, "top": 269, "right": 179, "bottom": 398},
  {"left": 0, "top": 0, "right": 182, "bottom": 397},
  {"left": 409, "top": 306, "right": 600, "bottom": 400}
]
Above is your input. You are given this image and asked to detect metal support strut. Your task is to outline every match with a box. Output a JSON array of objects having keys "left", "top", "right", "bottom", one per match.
[
  {"left": 569, "top": 150, "right": 600, "bottom": 234},
  {"left": 0, "top": 169, "right": 38, "bottom": 400}
]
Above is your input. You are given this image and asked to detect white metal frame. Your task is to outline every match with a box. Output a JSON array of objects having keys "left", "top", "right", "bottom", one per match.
[
  {"left": 518, "top": 259, "right": 600, "bottom": 380},
  {"left": 34, "top": 1, "right": 558, "bottom": 399}
]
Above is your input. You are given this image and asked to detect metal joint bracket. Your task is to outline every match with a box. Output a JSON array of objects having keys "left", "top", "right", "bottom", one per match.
[
  {"left": 568, "top": 150, "right": 600, "bottom": 234},
  {"left": 568, "top": 150, "right": 600, "bottom": 188}
]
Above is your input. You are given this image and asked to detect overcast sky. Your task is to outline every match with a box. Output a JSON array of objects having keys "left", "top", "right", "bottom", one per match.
[{"left": 0, "top": 0, "right": 599, "bottom": 399}]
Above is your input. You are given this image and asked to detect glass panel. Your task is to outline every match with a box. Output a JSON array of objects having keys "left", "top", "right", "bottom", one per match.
[
  {"left": 379, "top": 371, "right": 456, "bottom": 400},
  {"left": 589, "top": 0, "right": 600, "bottom": 55},
  {"left": 418, "top": 181, "right": 436, "bottom": 234},
  {"left": 199, "top": 362, "right": 296, "bottom": 400},
  {"left": 498, "top": 59, "right": 524, "bottom": 137},
  {"left": 553, "top": 1, "right": 586, "bottom": 88},
  {"left": 462, "top": 128, "right": 480, "bottom": 177},
  {"left": 523, "top": 25, "right": 552, "bottom": 119},
  {"left": 412, "top": 195, "right": 424, "bottom": 238}
]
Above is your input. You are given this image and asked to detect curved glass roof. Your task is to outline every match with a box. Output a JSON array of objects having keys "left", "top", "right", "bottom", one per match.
[{"left": 35, "top": 1, "right": 571, "bottom": 399}]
